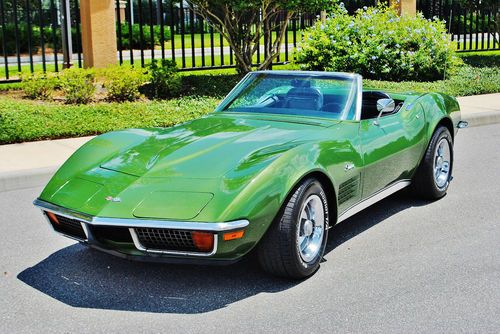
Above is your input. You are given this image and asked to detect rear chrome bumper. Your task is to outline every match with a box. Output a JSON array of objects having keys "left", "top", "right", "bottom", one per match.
[{"left": 33, "top": 198, "right": 249, "bottom": 258}]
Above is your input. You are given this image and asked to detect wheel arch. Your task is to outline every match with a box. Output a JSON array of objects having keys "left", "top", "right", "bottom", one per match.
[
  {"left": 435, "top": 116, "right": 455, "bottom": 141},
  {"left": 279, "top": 169, "right": 338, "bottom": 227},
  {"left": 301, "top": 170, "right": 338, "bottom": 223},
  {"left": 420, "top": 92, "right": 459, "bottom": 142},
  {"left": 255, "top": 169, "right": 335, "bottom": 278}
]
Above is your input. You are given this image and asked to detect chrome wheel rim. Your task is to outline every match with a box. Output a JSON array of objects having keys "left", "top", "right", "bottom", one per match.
[
  {"left": 433, "top": 138, "right": 451, "bottom": 189},
  {"left": 297, "top": 194, "right": 325, "bottom": 263}
]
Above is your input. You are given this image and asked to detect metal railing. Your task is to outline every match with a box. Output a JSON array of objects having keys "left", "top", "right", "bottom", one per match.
[
  {"left": 115, "top": 1, "right": 319, "bottom": 71},
  {"left": 1, "top": 0, "right": 498, "bottom": 82},
  {"left": 0, "top": 0, "right": 82, "bottom": 81},
  {"left": 418, "top": 0, "right": 499, "bottom": 51}
]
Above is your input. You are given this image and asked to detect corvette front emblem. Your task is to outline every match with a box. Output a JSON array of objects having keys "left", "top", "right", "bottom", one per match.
[{"left": 105, "top": 196, "right": 121, "bottom": 202}]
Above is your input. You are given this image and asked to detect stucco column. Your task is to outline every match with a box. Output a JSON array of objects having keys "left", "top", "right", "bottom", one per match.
[
  {"left": 389, "top": 0, "right": 417, "bottom": 16},
  {"left": 80, "top": 0, "right": 117, "bottom": 68},
  {"left": 116, "top": 1, "right": 127, "bottom": 23},
  {"left": 320, "top": 10, "right": 327, "bottom": 23}
]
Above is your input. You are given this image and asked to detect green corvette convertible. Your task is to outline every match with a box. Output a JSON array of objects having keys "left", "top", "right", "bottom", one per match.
[{"left": 34, "top": 71, "right": 466, "bottom": 278}]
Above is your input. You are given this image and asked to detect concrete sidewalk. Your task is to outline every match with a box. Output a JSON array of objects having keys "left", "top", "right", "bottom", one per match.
[
  {"left": 0, "top": 93, "right": 499, "bottom": 192},
  {"left": 455, "top": 94, "right": 500, "bottom": 127},
  {"left": 0, "top": 136, "right": 94, "bottom": 192}
]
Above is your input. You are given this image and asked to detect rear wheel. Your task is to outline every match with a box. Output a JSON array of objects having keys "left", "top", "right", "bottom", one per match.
[
  {"left": 412, "top": 126, "right": 454, "bottom": 200},
  {"left": 257, "top": 178, "right": 329, "bottom": 279}
]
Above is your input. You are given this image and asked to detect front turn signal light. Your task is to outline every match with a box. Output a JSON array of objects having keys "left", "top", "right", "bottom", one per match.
[
  {"left": 191, "top": 231, "right": 214, "bottom": 252},
  {"left": 46, "top": 211, "right": 59, "bottom": 225},
  {"left": 223, "top": 230, "right": 245, "bottom": 241}
]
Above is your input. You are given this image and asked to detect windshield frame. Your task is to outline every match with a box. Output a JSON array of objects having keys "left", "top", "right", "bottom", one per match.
[{"left": 214, "top": 71, "right": 363, "bottom": 121}]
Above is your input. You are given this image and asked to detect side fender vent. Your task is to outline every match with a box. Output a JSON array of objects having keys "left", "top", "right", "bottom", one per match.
[{"left": 338, "top": 176, "right": 360, "bottom": 205}]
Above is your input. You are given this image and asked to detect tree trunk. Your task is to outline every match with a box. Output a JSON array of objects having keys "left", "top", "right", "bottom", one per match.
[{"left": 187, "top": 2, "right": 293, "bottom": 73}]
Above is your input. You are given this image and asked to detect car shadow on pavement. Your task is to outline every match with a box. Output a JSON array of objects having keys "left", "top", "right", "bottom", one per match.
[
  {"left": 325, "top": 189, "right": 429, "bottom": 253},
  {"left": 17, "top": 189, "right": 428, "bottom": 314}
]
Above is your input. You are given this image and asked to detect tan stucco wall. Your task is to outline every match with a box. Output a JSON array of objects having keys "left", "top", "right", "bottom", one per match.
[
  {"left": 389, "top": 0, "right": 417, "bottom": 16},
  {"left": 80, "top": 0, "right": 117, "bottom": 68}
]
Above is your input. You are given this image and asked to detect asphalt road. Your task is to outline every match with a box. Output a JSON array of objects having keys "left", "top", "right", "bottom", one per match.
[{"left": 1, "top": 124, "right": 499, "bottom": 333}]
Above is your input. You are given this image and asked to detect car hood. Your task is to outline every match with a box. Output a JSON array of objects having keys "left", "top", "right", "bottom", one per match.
[{"left": 100, "top": 113, "right": 331, "bottom": 179}]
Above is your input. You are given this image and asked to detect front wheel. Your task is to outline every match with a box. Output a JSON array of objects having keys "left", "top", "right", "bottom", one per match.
[
  {"left": 257, "top": 178, "right": 329, "bottom": 279},
  {"left": 412, "top": 126, "right": 454, "bottom": 200}
]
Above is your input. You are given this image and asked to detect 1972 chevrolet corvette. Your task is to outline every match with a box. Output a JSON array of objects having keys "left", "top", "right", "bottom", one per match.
[{"left": 34, "top": 71, "right": 467, "bottom": 278}]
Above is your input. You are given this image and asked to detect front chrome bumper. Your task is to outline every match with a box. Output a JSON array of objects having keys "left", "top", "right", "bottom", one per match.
[{"left": 33, "top": 198, "right": 249, "bottom": 258}]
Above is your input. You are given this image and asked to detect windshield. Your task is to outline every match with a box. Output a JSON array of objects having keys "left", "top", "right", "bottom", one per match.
[{"left": 216, "top": 72, "right": 361, "bottom": 120}]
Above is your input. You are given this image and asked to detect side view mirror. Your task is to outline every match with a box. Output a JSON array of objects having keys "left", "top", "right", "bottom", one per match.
[
  {"left": 377, "top": 98, "right": 395, "bottom": 113},
  {"left": 373, "top": 98, "right": 395, "bottom": 126}
]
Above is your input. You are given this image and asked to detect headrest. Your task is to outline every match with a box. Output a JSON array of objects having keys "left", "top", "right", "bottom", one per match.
[
  {"left": 285, "top": 86, "right": 323, "bottom": 110},
  {"left": 291, "top": 79, "right": 312, "bottom": 88}
]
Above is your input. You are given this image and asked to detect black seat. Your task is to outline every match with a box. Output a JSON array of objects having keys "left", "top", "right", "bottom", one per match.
[
  {"left": 285, "top": 86, "right": 323, "bottom": 111},
  {"left": 361, "top": 91, "right": 391, "bottom": 120}
]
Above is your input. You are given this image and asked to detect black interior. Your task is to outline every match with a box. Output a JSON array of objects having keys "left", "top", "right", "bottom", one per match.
[
  {"left": 361, "top": 91, "right": 404, "bottom": 120},
  {"left": 361, "top": 91, "right": 391, "bottom": 120},
  {"left": 284, "top": 87, "right": 324, "bottom": 111},
  {"left": 257, "top": 91, "right": 345, "bottom": 115},
  {"left": 244, "top": 86, "right": 405, "bottom": 119}
]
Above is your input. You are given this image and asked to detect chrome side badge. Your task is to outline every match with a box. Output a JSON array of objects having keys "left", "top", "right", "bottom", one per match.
[
  {"left": 105, "top": 196, "right": 121, "bottom": 202},
  {"left": 344, "top": 163, "right": 355, "bottom": 172}
]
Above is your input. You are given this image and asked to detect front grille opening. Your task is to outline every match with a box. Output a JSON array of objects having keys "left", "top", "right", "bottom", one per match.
[
  {"left": 135, "top": 228, "right": 213, "bottom": 253},
  {"left": 46, "top": 212, "right": 87, "bottom": 240},
  {"left": 89, "top": 225, "right": 133, "bottom": 243}
]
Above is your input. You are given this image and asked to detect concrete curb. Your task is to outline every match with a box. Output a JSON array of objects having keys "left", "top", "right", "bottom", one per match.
[
  {"left": 462, "top": 110, "right": 500, "bottom": 128},
  {"left": 0, "top": 167, "right": 57, "bottom": 193},
  {"left": 0, "top": 109, "right": 499, "bottom": 193}
]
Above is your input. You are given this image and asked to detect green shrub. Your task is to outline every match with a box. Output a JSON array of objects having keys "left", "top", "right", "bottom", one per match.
[
  {"left": 0, "top": 23, "right": 40, "bottom": 55},
  {"left": 103, "top": 65, "right": 147, "bottom": 102},
  {"left": 181, "top": 73, "right": 243, "bottom": 97},
  {"left": 0, "top": 23, "right": 83, "bottom": 55},
  {"left": 58, "top": 68, "right": 96, "bottom": 104},
  {"left": 45, "top": 27, "right": 83, "bottom": 53},
  {"left": 21, "top": 72, "right": 57, "bottom": 100},
  {"left": 145, "top": 59, "right": 182, "bottom": 99},
  {"left": 458, "top": 52, "right": 500, "bottom": 68},
  {"left": 295, "top": 5, "right": 456, "bottom": 81},
  {"left": 118, "top": 23, "right": 171, "bottom": 49}
]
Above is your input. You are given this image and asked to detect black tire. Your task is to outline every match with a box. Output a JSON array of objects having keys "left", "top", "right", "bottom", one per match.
[
  {"left": 412, "top": 126, "right": 454, "bottom": 200},
  {"left": 257, "top": 178, "right": 329, "bottom": 279}
]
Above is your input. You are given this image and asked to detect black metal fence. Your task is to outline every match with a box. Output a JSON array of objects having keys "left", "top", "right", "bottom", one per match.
[
  {"left": 1, "top": 0, "right": 498, "bottom": 82},
  {"left": 0, "top": 0, "right": 82, "bottom": 81},
  {"left": 115, "top": 1, "right": 319, "bottom": 70},
  {"left": 418, "top": 0, "right": 499, "bottom": 51}
]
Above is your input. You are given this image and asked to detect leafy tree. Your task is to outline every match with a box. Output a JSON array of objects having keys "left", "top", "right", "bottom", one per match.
[{"left": 185, "top": 0, "right": 335, "bottom": 73}]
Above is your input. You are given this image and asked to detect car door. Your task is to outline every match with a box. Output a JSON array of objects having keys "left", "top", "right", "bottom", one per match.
[{"left": 359, "top": 102, "right": 426, "bottom": 198}]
